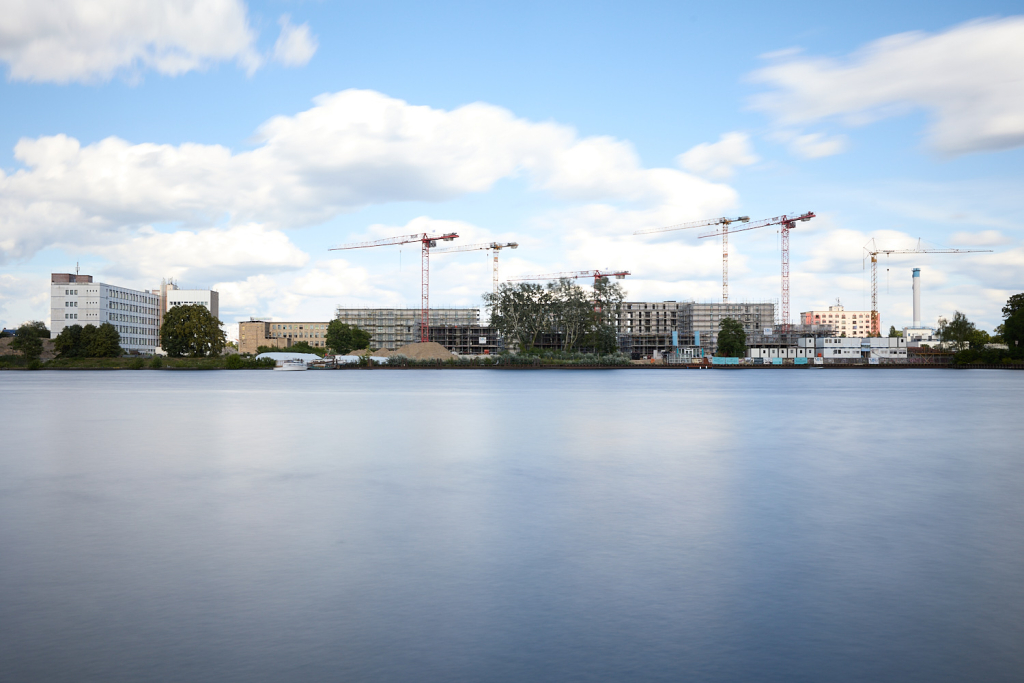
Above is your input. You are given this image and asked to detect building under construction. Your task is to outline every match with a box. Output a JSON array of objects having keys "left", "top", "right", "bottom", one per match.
[
  {"left": 334, "top": 307, "right": 499, "bottom": 354},
  {"left": 615, "top": 300, "right": 775, "bottom": 358}
]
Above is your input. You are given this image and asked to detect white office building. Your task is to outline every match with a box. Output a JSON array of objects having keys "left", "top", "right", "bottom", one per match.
[{"left": 50, "top": 273, "right": 160, "bottom": 353}]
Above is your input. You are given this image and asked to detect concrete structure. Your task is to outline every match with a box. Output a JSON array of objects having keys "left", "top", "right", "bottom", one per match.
[
  {"left": 334, "top": 307, "right": 480, "bottom": 350},
  {"left": 615, "top": 300, "right": 775, "bottom": 358},
  {"left": 801, "top": 301, "right": 874, "bottom": 337},
  {"left": 903, "top": 326, "right": 941, "bottom": 347},
  {"left": 427, "top": 324, "right": 500, "bottom": 356},
  {"left": 239, "top": 320, "right": 329, "bottom": 355},
  {"left": 152, "top": 279, "right": 219, "bottom": 330},
  {"left": 50, "top": 273, "right": 159, "bottom": 353},
  {"left": 903, "top": 269, "right": 941, "bottom": 346},
  {"left": 240, "top": 313, "right": 500, "bottom": 356},
  {"left": 912, "top": 267, "right": 922, "bottom": 327}
]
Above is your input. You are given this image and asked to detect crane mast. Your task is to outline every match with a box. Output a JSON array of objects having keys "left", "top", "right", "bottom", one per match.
[
  {"left": 699, "top": 212, "right": 815, "bottom": 329},
  {"left": 635, "top": 216, "right": 749, "bottom": 303},
  {"left": 330, "top": 231, "right": 459, "bottom": 342},
  {"left": 432, "top": 241, "right": 519, "bottom": 294}
]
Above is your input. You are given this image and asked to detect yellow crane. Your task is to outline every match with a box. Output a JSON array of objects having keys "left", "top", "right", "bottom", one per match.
[{"left": 863, "top": 238, "right": 991, "bottom": 336}]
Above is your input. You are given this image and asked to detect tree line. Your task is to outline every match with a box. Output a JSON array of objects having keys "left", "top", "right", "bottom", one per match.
[{"left": 484, "top": 277, "right": 625, "bottom": 354}]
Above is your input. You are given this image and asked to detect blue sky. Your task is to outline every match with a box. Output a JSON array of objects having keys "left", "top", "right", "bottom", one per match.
[{"left": 2, "top": 0, "right": 1022, "bottom": 336}]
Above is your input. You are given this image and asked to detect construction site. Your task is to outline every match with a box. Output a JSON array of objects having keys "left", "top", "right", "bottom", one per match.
[{"left": 234, "top": 210, "right": 1001, "bottom": 366}]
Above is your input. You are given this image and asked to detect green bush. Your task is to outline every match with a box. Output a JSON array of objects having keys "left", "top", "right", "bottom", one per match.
[
  {"left": 27, "top": 359, "right": 42, "bottom": 370},
  {"left": 128, "top": 358, "right": 145, "bottom": 370},
  {"left": 226, "top": 354, "right": 276, "bottom": 370},
  {"left": 149, "top": 356, "right": 164, "bottom": 369}
]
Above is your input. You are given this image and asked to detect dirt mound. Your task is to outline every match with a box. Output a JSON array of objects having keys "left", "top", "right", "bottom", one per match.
[
  {"left": 390, "top": 342, "right": 454, "bottom": 361},
  {"left": 346, "top": 348, "right": 394, "bottom": 357},
  {"left": 0, "top": 337, "right": 57, "bottom": 360}
]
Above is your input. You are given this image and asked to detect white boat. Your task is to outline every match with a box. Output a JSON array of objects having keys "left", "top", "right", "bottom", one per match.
[{"left": 274, "top": 359, "right": 308, "bottom": 371}]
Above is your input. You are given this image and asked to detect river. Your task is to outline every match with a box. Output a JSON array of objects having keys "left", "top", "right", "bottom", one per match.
[{"left": 1, "top": 369, "right": 1022, "bottom": 682}]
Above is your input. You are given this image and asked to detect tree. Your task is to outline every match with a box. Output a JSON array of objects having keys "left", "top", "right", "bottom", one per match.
[
  {"left": 888, "top": 325, "right": 903, "bottom": 338},
  {"left": 939, "top": 311, "right": 975, "bottom": 351},
  {"left": 1002, "top": 294, "right": 1024, "bottom": 351},
  {"left": 968, "top": 328, "right": 991, "bottom": 350},
  {"left": 1002, "top": 293, "right": 1024, "bottom": 319},
  {"left": 716, "top": 317, "right": 746, "bottom": 357},
  {"left": 485, "top": 282, "right": 552, "bottom": 351},
  {"left": 55, "top": 323, "right": 124, "bottom": 358},
  {"left": 161, "top": 304, "right": 226, "bottom": 357},
  {"left": 325, "top": 321, "right": 371, "bottom": 354},
  {"left": 53, "top": 324, "right": 85, "bottom": 357},
  {"left": 10, "top": 321, "right": 47, "bottom": 361},
  {"left": 88, "top": 323, "right": 123, "bottom": 357},
  {"left": 18, "top": 321, "right": 50, "bottom": 338},
  {"left": 586, "top": 277, "right": 626, "bottom": 353},
  {"left": 548, "top": 278, "right": 593, "bottom": 351}
]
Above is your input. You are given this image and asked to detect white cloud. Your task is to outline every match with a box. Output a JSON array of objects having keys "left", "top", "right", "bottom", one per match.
[
  {"left": 787, "top": 132, "right": 848, "bottom": 159},
  {"left": 213, "top": 274, "right": 278, "bottom": 312},
  {"left": 273, "top": 14, "right": 317, "bottom": 67},
  {"left": 0, "top": 89, "right": 736, "bottom": 263},
  {"left": 0, "top": 273, "right": 49, "bottom": 329},
  {"left": 948, "top": 230, "right": 1013, "bottom": 246},
  {"left": 91, "top": 224, "right": 309, "bottom": 282},
  {"left": 677, "top": 132, "right": 759, "bottom": 179},
  {"left": 750, "top": 16, "right": 1024, "bottom": 154},
  {"left": 0, "top": 0, "right": 262, "bottom": 83}
]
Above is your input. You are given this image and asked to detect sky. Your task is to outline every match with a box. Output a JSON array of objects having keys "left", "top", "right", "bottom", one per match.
[{"left": 1, "top": 0, "right": 1022, "bottom": 337}]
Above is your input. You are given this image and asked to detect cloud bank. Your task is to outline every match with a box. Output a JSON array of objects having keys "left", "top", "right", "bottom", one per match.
[
  {"left": 0, "top": 0, "right": 263, "bottom": 83},
  {"left": 0, "top": 89, "right": 736, "bottom": 264},
  {"left": 751, "top": 16, "right": 1024, "bottom": 155}
]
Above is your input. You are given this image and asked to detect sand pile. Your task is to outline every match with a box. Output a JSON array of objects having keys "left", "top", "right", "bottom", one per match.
[
  {"left": 346, "top": 342, "right": 453, "bottom": 361},
  {"left": 346, "top": 348, "right": 394, "bottom": 357},
  {"left": 390, "top": 342, "right": 454, "bottom": 361}
]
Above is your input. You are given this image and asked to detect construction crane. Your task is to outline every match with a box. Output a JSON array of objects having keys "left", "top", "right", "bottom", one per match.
[
  {"left": 432, "top": 241, "right": 519, "bottom": 294},
  {"left": 330, "top": 231, "right": 458, "bottom": 342},
  {"left": 634, "top": 216, "right": 749, "bottom": 303},
  {"left": 508, "top": 269, "right": 630, "bottom": 283},
  {"left": 862, "top": 238, "right": 991, "bottom": 336},
  {"left": 699, "top": 212, "right": 815, "bottom": 330}
]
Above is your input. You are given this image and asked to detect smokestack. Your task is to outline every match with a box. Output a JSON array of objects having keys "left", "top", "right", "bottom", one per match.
[{"left": 912, "top": 268, "right": 921, "bottom": 328}]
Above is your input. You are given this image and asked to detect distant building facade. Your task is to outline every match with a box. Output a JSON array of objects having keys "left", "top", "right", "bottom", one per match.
[
  {"left": 801, "top": 302, "right": 874, "bottom": 337},
  {"left": 334, "top": 307, "right": 480, "bottom": 350},
  {"left": 238, "top": 320, "right": 330, "bottom": 355},
  {"left": 50, "top": 273, "right": 159, "bottom": 353},
  {"left": 240, "top": 312, "right": 499, "bottom": 356}
]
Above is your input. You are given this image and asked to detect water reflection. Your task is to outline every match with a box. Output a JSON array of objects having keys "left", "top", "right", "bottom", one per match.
[{"left": 1, "top": 370, "right": 1022, "bottom": 682}]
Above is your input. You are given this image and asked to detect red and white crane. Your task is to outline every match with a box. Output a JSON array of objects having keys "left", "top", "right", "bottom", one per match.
[
  {"left": 508, "top": 269, "right": 630, "bottom": 283},
  {"left": 330, "top": 231, "right": 458, "bottom": 342},
  {"left": 634, "top": 216, "right": 750, "bottom": 303},
  {"left": 432, "top": 241, "right": 519, "bottom": 294},
  {"left": 699, "top": 212, "right": 815, "bottom": 330}
]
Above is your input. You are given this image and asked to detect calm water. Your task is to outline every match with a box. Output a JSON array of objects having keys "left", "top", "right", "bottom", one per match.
[{"left": 1, "top": 369, "right": 1022, "bottom": 682}]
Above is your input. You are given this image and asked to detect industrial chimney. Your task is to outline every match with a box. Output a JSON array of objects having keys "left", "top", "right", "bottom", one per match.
[{"left": 912, "top": 268, "right": 921, "bottom": 328}]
